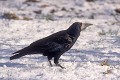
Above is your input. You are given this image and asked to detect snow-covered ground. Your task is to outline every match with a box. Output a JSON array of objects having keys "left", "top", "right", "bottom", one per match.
[{"left": 0, "top": 0, "right": 120, "bottom": 80}]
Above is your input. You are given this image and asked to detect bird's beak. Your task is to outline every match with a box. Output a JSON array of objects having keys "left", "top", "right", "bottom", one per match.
[{"left": 81, "top": 23, "right": 93, "bottom": 31}]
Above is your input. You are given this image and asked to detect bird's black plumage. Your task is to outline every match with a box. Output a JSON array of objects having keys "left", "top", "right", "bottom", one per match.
[{"left": 10, "top": 22, "right": 82, "bottom": 68}]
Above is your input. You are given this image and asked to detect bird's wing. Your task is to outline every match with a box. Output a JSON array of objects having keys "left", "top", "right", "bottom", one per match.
[
  {"left": 54, "top": 33, "right": 74, "bottom": 44},
  {"left": 42, "top": 42, "right": 62, "bottom": 52},
  {"left": 29, "top": 31, "right": 74, "bottom": 53},
  {"left": 29, "top": 40, "right": 62, "bottom": 53}
]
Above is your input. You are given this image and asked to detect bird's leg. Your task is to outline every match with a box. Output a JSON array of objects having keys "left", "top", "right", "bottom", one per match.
[
  {"left": 47, "top": 56, "right": 53, "bottom": 67},
  {"left": 54, "top": 56, "right": 65, "bottom": 69},
  {"left": 48, "top": 60, "right": 53, "bottom": 67}
]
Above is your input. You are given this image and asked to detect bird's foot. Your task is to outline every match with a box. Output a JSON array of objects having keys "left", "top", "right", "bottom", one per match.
[{"left": 56, "top": 64, "right": 65, "bottom": 69}]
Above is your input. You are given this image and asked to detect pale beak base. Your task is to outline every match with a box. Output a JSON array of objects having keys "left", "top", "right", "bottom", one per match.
[{"left": 81, "top": 23, "right": 93, "bottom": 31}]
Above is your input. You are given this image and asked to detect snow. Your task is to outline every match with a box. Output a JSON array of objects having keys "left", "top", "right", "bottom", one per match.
[{"left": 0, "top": 0, "right": 120, "bottom": 80}]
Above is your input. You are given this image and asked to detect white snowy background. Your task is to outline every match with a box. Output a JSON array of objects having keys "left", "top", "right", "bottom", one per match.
[{"left": 0, "top": 0, "right": 120, "bottom": 80}]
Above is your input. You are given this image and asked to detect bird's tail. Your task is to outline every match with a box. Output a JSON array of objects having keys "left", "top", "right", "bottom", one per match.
[
  {"left": 10, "top": 46, "right": 32, "bottom": 60},
  {"left": 10, "top": 53, "right": 25, "bottom": 60},
  {"left": 12, "top": 47, "right": 28, "bottom": 54}
]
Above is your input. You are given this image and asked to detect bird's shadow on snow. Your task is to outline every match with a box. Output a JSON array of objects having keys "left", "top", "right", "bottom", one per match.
[
  {"left": 0, "top": 62, "right": 26, "bottom": 68},
  {"left": 0, "top": 45, "right": 120, "bottom": 68},
  {"left": 63, "top": 48, "right": 120, "bottom": 65}
]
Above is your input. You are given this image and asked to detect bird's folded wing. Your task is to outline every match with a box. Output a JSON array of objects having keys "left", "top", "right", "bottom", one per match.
[
  {"left": 31, "top": 41, "right": 62, "bottom": 52},
  {"left": 55, "top": 34, "right": 74, "bottom": 44}
]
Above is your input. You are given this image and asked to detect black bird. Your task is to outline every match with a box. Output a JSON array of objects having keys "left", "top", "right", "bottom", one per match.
[{"left": 10, "top": 22, "right": 92, "bottom": 68}]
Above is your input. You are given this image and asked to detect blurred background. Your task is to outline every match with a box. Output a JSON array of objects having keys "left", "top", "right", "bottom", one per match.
[
  {"left": 0, "top": 0, "right": 120, "bottom": 21},
  {"left": 0, "top": 0, "right": 120, "bottom": 80}
]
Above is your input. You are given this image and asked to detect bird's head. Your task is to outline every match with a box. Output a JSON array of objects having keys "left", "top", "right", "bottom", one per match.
[{"left": 67, "top": 22, "right": 92, "bottom": 36}]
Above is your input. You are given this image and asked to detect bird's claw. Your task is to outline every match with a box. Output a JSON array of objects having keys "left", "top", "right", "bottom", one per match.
[{"left": 56, "top": 64, "right": 65, "bottom": 69}]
